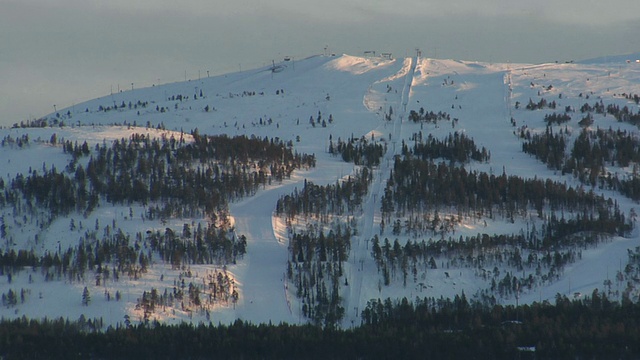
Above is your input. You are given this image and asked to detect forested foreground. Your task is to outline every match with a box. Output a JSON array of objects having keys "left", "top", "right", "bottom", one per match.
[{"left": 1, "top": 295, "right": 640, "bottom": 359}]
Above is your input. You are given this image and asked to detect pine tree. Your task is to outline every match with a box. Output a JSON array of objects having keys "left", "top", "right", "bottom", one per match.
[
  {"left": 82, "top": 286, "right": 91, "bottom": 306},
  {"left": 5, "top": 289, "right": 17, "bottom": 306}
]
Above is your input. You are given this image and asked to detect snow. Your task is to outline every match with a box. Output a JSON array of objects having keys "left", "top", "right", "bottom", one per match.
[
  {"left": 325, "top": 54, "right": 394, "bottom": 75},
  {"left": 1, "top": 53, "right": 640, "bottom": 328}
]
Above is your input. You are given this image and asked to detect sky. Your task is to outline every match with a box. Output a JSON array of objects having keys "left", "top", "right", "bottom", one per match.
[{"left": 1, "top": 0, "right": 639, "bottom": 127}]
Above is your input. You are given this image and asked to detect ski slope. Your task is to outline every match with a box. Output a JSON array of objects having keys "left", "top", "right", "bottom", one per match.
[{"left": 1, "top": 53, "right": 640, "bottom": 327}]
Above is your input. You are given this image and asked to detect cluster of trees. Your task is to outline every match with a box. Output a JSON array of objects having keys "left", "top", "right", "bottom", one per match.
[
  {"left": 289, "top": 225, "right": 351, "bottom": 265},
  {"left": 147, "top": 223, "right": 246, "bottom": 267},
  {"left": 383, "top": 212, "right": 459, "bottom": 238},
  {"left": 519, "top": 96, "right": 637, "bottom": 129},
  {"left": 0, "top": 248, "right": 41, "bottom": 271},
  {"left": 1, "top": 220, "right": 245, "bottom": 285},
  {"left": 574, "top": 98, "right": 640, "bottom": 126},
  {"left": 0, "top": 218, "right": 242, "bottom": 321},
  {"left": 308, "top": 111, "right": 333, "bottom": 128},
  {"left": 370, "top": 227, "right": 614, "bottom": 299},
  {"left": 96, "top": 100, "right": 150, "bottom": 114},
  {"left": 167, "top": 89, "right": 206, "bottom": 102},
  {"left": 136, "top": 268, "right": 238, "bottom": 322},
  {"left": 287, "top": 224, "right": 351, "bottom": 326},
  {"left": 276, "top": 169, "right": 372, "bottom": 221},
  {"left": 572, "top": 127, "right": 640, "bottom": 168},
  {"left": 522, "top": 126, "right": 640, "bottom": 199},
  {"left": 620, "top": 92, "right": 640, "bottom": 104},
  {"left": 524, "top": 97, "right": 557, "bottom": 110},
  {"left": 0, "top": 224, "right": 147, "bottom": 309},
  {"left": 544, "top": 112, "right": 571, "bottom": 125},
  {"left": 409, "top": 131, "right": 490, "bottom": 163},
  {"left": 225, "top": 90, "right": 270, "bottom": 99},
  {"left": 407, "top": 107, "right": 451, "bottom": 123},
  {"left": 0, "top": 133, "right": 32, "bottom": 148},
  {"left": 44, "top": 225, "right": 147, "bottom": 283},
  {"left": 0, "top": 203, "right": 246, "bottom": 322},
  {"left": 579, "top": 99, "right": 606, "bottom": 114},
  {"left": 10, "top": 165, "right": 81, "bottom": 216},
  {"left": 578, "top": 113, "right": 594, "bottom": 127},
  {"left": 381, "top": 156, "right": 622, "bottom": 224},
  {"left": 82, "top": 132, "right": 313, "bottom": 211},
  {"left": 381, "top": 127, "right": 627, "bottom": 234},
  {"left": 1, "top": 288, "right": 28, "bottom": 307},
  {"left": 521, "top": 126, "right": 567, "bottom": 170},
  {"left": 371, "top": 235, "right": 427, "bottom": 287},
  {"left": 3, "top": 132, "right": 315, "bottom": 223},
  {"left": 615, "top": 246, "right": 640, "bottom": 302},
  {"left": 607, "top": 103, "right": 640, "bottom": 126},
  {"left": 328, "top": 135, "right": 385, "bottom": 166},
  {"left": 10, "top": 117, "right": 49, "bottom": 129},
  {"left": 2, "top": 296, "right": 640, "bottom": 358}
]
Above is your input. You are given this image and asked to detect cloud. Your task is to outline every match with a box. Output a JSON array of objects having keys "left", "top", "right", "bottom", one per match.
[{"left": 269, "top": 0, "right": 640, "bottom": 26}]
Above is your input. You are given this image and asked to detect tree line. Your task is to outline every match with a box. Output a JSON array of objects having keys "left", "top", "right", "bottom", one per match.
[
  {"left": 1, "top": 294, "right": 640, "bottom": 359},
  {"left": 408, "top": 131, "right": 490, "bottom": 163},
  {"left": 276, "top": 168, "right": 372, "bottom": 221},
  {"left": 408, "top": 107, "right": 452, "bottom": 123},
  {"left": 381, "top": 156, "right": 621, "bottom": 223},
  {"left": 328, "top": 135, "right": 385, "bottom": 167}
]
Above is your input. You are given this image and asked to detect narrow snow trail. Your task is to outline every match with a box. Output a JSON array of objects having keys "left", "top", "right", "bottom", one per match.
[
  {"left": 226, "top": 180, "right": 301, "bottom": 324},
  {"left": 343, "top": 56, "right": 417, "bottom": 326},
  {"left": 226, "top": 159, "right": 357, "bottom": 324}
]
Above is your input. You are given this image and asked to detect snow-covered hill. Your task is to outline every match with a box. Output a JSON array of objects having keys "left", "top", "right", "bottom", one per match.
[{"left": 2, "top": 53, "right": 640, "bottom": 328}]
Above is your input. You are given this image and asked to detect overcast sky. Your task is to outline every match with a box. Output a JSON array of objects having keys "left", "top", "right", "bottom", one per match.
[{"left": 1, "top": 0, "right": 639, "bottom": 127}]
